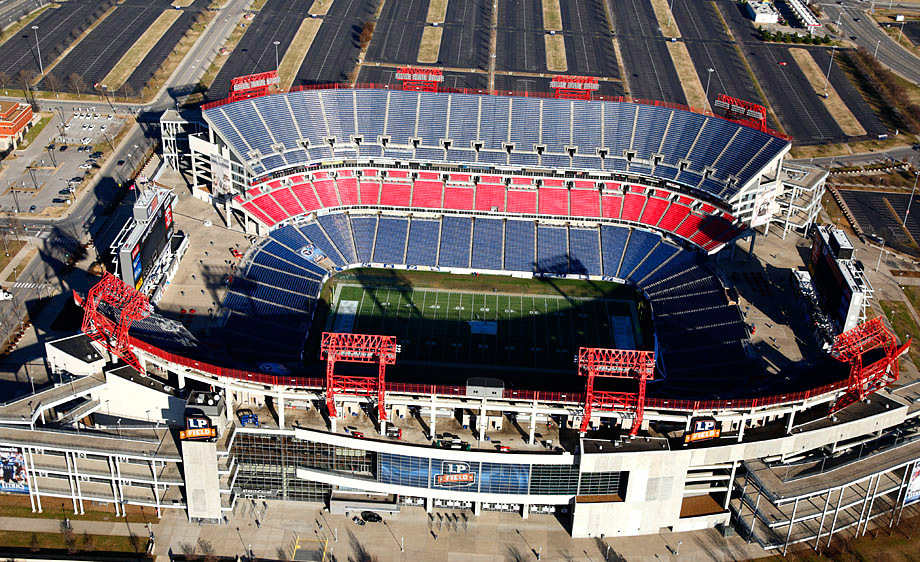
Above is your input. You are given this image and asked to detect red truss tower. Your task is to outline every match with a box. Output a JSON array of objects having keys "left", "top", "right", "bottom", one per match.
[
  {"left": 578, "top": 347, "right": 655, "bottom": 435},
  {"left": 550, "top": 75, "right": 599, "bottom": 100},
  {"left": 829, "top": 316, "right": 910, "bottom": 413},
  {"left": 320, "top": 332, "right": 399, "bottom": 423},
  {"left": 713, "top": 94, "right": 768, "bottom": 132},
  {"left": 395, "top": 67, "right": 443, "bottom": 92},
  {"left": 79, "top": 272, "right": 151, "bottom": 373}
]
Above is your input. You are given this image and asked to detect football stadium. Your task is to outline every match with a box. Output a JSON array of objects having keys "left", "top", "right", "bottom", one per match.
[{"left": 2, "top": 72, "right": 917, "bottom": 555}]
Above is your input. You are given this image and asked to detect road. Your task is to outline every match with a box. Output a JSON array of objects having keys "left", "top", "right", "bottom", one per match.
[
  {"left": 0, "top": 0, "right": 44, "bottom": 31},
  {"left": 0, "top": 0, "right": 251, "bottom": 347},
  {"left": 822, "top": 1, "right": 920, "bottom": 84}
]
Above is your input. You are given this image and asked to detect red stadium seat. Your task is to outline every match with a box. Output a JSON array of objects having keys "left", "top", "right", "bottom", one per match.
[
  {"left": 538, "top": 187, "right": 568, "bottom": 215},
  {"left": 621, "top": 189, "right": 646, "bottom": 222},
  {"left": 659, "top": 203, "right": 691, "bottom": 232},
  {"left": 380, "top": 182, "right": 411, "bottom": 206},
  {"left": 359, "top": 180, "right": 380, "bottom": 205},
  {"left": 444, "top": 186, "right": 474, "bottom": 210},
  {"left": 601, "top": 193, "right": 622, "bottom": 219},
  {"left": 639, "top": 197, "right": 669, "bottom": 227},
  {"left": 242, "top": 200, "right": 276, "bottom": 226},
  {"left": 292, "top": 182, "right": 320, "bottom": 212},
  {"left": 412, "top": 180, "right": 443, "bottom": 208},
  {"left": 337, "top": 177, "right": 359, "bottom": 205},
  {"left": 272, "top": 187, "right": 303, "bottom": 217},
  {"left": 475, "top": 183, "right": 505, "bottom": 211},
  {"left": 252, "top": 194, "right": 286, "bottom": 223},
  {"left": 313, "top": 178, "right": 340, "bottom": 207},
  {"left": 570, "top": 188, "right": 600, "bottom": 217},
  {"left": 507, "top": 189, "right": 537, "bottom": 214}
]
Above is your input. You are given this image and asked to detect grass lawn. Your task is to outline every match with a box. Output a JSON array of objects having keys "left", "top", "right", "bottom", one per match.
[
  {"left": 0, "top": 240, "right": 27, "bottom": 277},
  {"left": 650, "top": 0, "right": 678, "bottom": 38},
  {"left": 426, "top": 0, "right": 447, "bottom": 23},
  {"left": 278, "top": 19, "right": 322, "bottom": 91},
  {"left": 542, "top": 0, "right": 562, "bottom": 31},
  {"left": 0, "top": 495, "right": 149, "bottom": 523},
  {"left": 0, "top": 529, "right": 148, "bottom": 553},
  {"left": 879, "top": 299, "right": 920, "bottom": 367},
  {"left": 417, "top": 26, "right": 443, "bottom": 64},
  {"left": 789, "top": 48, "right": 865, "bottom": 137},
  {"left": 17, "top": 113, "right": 52, "bottom": 150},
  {"left": 544, "top": 34, "right": 567, "bottom": 72}
]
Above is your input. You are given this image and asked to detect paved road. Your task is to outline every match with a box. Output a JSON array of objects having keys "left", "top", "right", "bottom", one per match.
[
  {"left": 823, "top": 1, "right": 920, "bottom": 84},
  {"left": 0, "top": 0, "right": 44, "bottom": 31}
]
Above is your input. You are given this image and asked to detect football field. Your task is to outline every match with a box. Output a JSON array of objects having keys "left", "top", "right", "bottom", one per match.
[{"left": 331, "top": 284, "right": 640, "bottom": 372}]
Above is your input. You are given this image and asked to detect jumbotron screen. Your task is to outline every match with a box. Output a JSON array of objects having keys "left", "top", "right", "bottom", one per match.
[
  {"left": 121, "top": 198, "right": 174, "bottom": 289},
  {"left": 809, "top": 232, "right": 855, "bottom": 330}
]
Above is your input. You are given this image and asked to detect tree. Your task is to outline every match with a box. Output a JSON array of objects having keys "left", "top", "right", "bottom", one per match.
[
  {"left": 0, "top": 72, "right": 8, "bottom": 89},
  {"left": 122, "top": 82, "right": 135, "bottom": 100},
  {"left": 45, "top": 73, "right": 61, "bottom": 95},
  {"left": 28, "top": 533, "right": 39, "bottom": 552},
  {"left": 81, "top": 531, "right": 94, "bottom": 552},
  {"left": 67, "top": 72, "right": 86, "bottom": 95},
  {"left": 17, "top": 69, "right": 34, "bottom": 91}
]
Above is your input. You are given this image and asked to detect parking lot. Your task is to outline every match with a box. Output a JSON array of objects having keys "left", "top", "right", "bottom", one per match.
[
  {"left": 0, "top": 108, "right": 128, "bottom": 216},
  {"left": 839, "top": 189, "right": 920, "bottom": 257}
]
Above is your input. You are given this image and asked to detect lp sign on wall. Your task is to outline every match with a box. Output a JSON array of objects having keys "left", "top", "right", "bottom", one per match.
[{"left": 435, "top": 461, "right": 476, "bottom": 486}]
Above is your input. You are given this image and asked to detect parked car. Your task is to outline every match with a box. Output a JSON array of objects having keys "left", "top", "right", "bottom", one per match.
[
  {"left": 117, "top": 160, "right": 125, "bottom": 166},
  {"left": 52, "top": 198, "right": 70, "bottom": 204},
  {"left": 81, "top": 137, "right": 92, "bottom": 144},
  {"left": 79, "top": 163, "right": 92, "bottom": 170},
  {"left": 59, "top": 145, "right": 67, "bottom": 151},
  {"left": 28, "top": 205, "right": 36, "bottom": 213},
  {"left": 90, "top": 151, "right": 103, "bottom": 159},
  {"left": 360, "top": 512, "right": 382, "bottom": 523}
]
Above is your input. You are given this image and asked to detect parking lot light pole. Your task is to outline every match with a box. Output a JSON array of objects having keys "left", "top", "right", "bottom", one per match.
[
  {"left": 904, "top": 170, "right": 920, "bottom": 226},
  {"left": 274, "top": 40, "right": 280, "bottom": 72},
  {"left": 704, "top": 68, "right": 714, "bottom": 112},
  {"left": 823, "top": 45, "right": 837, "bottom": 96},
  {"left": 874, "top": 39, "right": 881, "bottom": 59},
  {"left": 31, "top": 26, "right": 42, "bottom": 76}
]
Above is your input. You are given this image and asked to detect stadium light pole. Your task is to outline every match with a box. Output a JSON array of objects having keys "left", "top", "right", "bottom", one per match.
[
  {"left": 704, "top": 68, "right": 714, "bottom": 111},
  {"left": 274, "top": 40, "right": 280, "bottom": 72},
  {"left": 904, "top": 170, "right": 920, "bottom": 227},
  {"left": 874, "top": 39, "right": 881, "bottom": 59},
  {"left": 666, "top": 0, "right": 675, "bottom": 29},
  {"left": 822, "top": 45, "right": 837, "bottom": 97},
  {"left": 31, "top": 26, "right": 43, "bottom": 76}
]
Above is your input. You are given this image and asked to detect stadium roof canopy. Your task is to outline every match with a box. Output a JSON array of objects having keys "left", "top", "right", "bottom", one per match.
[{"left": 203, "top": 88, "right": 789, "bottom": 201}]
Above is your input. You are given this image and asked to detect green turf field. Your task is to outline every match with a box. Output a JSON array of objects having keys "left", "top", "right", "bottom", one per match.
[{"left": 330, "top": 283, "right": 640, "bottom": 372}]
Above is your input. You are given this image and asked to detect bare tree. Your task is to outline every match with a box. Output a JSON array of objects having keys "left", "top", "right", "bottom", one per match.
[
  {"left": 67, "top": 72, "right": 86, "bottom": 95},
  {"left": 44, "top": 73, "right": 61, "bottom": 95},
  {"left": 122, "top": 82, "right": 135, "bottom": 100},
  {"left": 0, "top": 72, "right": 8, "bottom": 89},
  {"left": 17, "top": 69, "right": 34, "bottom": 91}
]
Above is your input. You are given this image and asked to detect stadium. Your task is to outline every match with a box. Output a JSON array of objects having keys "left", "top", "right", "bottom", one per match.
[{"left": 4, "top": 73, "right": 916, "bottom": 555}]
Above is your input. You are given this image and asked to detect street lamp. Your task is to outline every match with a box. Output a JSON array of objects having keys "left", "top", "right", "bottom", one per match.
[
  {"left": 823, "top": 45, "right": 837, "bottom": 97},
  {"left": 31, "top": 26, "right": 43, "bottom": 76},
  {"left": 874, "top": 39, "right": 881, "bottom": 59},
  {"left": 904, "top": 170, "right": 920, "bottom": 226},
  {"left": 273, "top": 40, "right": 280, "bottom": 72},
  {"left": 704, "top": 67, "right": 714, "bottom": 112}
]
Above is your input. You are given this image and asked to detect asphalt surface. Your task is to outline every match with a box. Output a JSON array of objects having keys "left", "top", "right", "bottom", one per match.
[
  {"left": 671, "top": 0, "right": 766, "bottom": 112},
  {"left": 809, "top": 47, "right": 888, "bottom": 138},
  {"left": 364, "top": 0, "right": 427, "bottom": 64},
  {"left": 123, "top": 0, "right": 212, "bottom": 95},
  {"left": 495, "top": 0, "right": 545, "bottom": 73},
  {"left": 608, "top": 0, "right": 686, "bottom": 104},
  {"left": 823, "top": 1, "right": 920, "bottom": 84},
  {"left": 902, "top": 21, "right": 920, "bottom": 45},
  {"left": 207, "top": 0, "right": 312, "bottom": 99},
  {"left": 438, "top": 0, "right": 491, "bottom": 69},
  {"left": 37, "top": 0, "right": 183, "bottom": 93},
  {"left": 558, "top": 0, "right": 619, "bottom": 78},
  {"left": 0, "top": 0, "right": 43, "bottom": 31},
  {"left": 838, "top": 189, "right": 920, "bottom": 256},
  {"left": 358, "top": 66, "right": 489, "bottom": 91},
  {"left": 0, "top": 0, "right": 105, "bottom": 80},
  {"left": 292, "top": 0, "right": 376, "bottom": 86}
]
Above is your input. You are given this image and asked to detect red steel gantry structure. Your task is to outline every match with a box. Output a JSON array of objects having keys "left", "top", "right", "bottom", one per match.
[
  {"left": 320, "top": 332, "right": 399, "bottom": 423},
  {"left": 578, "top": 347, "right": 655, "bottom": 435},
  {"left": 829, "top": 317, "right": 910, "bottom": 413},
  {"left": 550, "top": 75, "right": 599, "bottom": 100},
  {"left": 395, "top": 67, "right": 443, "bottom": 92},
  {"left": 79, "top": 272, "right": 151, "bottom": 373}
]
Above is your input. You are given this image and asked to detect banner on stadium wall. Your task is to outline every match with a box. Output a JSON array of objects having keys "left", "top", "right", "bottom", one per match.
[
  {"left": 904, "top": 462, "right": 920, "bottom": 505},
  {"left": 750, "top": 183, "right": 781, "bottom": 228},
  {"left": 210, "top": 154, "right": 232, "bottom": 194},
  {"left": 0, "top": 447, "right": 28, "bottom": 494}
]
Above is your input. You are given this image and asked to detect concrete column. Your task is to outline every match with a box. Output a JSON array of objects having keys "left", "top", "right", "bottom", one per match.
[
  {"left": 815, "top": 488, "right": 833, "bottom": 549},
  {"left": 429, "top": 395, "right": 437, "bottom": 439},
  {"left": 748, "top": 230, "right": 757, "bottom": 261},
  {"left": 478, "top": 400, "right": 487, "bottom": 444},
  {"left": 178, "top": 372, "right": 186, "bottom": 390},
  {"left": 473, "top": 501, "right": 481, "bottom": 516},
  {"left": 786, "top": 409, "right": 796, "bottom": 435},
  {"left": 26, "top": 448, "right": 42, "bottom": 513},
  {"left": 71, "top": 452, "right": 84, "bottom": 514},
  {"left": 862, "top": 475, "right": 881, "bottom": 536},
  {"left": 330, "top": 415, "right": 337, "bottom": 433},
  {"left": 528, "top": 399, "right": 538, "bottom": 445},
  {"left": 782, "top": 497, "right": 799, "bottom": 556},
  {"left": 278, "top": 391, "right": 285, "bottom": 428},
  {"left": 224, "top": 384, "right": 233, "bottom": 413},
  {"left": 425, "top": 496, "right": 433, "bottom": 513},
  {"left": 724, "top": 460, "right": 739, "bottom": 510},
  {"left": 522, "top": 504, "right": 529, "bottom": 519},
  {"left": 64, "top": 452, "right": 78, "bottom": 514},
  {"left": 737, "top": 417, "right": 747, "bottom": 443}
]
